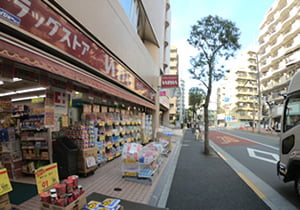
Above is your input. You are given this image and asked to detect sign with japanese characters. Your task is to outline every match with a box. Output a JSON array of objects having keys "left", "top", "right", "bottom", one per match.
[
  {"left": 35, "top": 163, "right": 59, "bottom": 194},
  {"left": 0, "top": 168, "right": 12, "bottom": 196},
  {"left": 0, "top": 0, "right": 155, "bottom": 103}
]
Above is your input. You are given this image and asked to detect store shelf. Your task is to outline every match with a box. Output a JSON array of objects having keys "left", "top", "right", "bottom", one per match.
[
  {"left": 23, "top": 156, "right": 49, "bottom": 160},
  {"left": 21, "top": 146, "right": 48, "bottom": 149},
  {"left": 20, "top": 127, "right": 46, "bottom": 131},
  {"left": 21, "top": 137, "right": 47, "bottom": 141}
]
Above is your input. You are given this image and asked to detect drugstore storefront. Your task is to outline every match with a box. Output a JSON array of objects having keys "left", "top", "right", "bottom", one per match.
[{"left": 0, "top": 0, "right": 157, "bottom": 178}]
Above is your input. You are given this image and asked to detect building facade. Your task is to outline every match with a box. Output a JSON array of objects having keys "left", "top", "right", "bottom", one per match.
[
  {"left": 168, "top": 46, "right": 179, "bottom": 124},
  {"left": 0, "top": 0, "right": 171, "bottom": 174},
  {"left": 258, "top": 0, "right": 300, "bottom": 127},
  {"left": 217, "top": 50, "right": 259, "bottom": 128}
]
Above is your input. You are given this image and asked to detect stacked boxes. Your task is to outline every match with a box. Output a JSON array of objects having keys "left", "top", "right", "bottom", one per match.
[{"left": 77, "top": 147, "right": 97, "bottom": 174}]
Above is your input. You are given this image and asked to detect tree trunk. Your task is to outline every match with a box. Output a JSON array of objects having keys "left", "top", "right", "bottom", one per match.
[
  {"left": 204, "top": 105, "right": 210, "bottom": 154},
  {"left": 204, "top": 63, "right": 213, "bottom": 155}
]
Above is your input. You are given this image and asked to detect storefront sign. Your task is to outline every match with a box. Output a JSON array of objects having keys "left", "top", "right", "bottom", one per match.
[
  {"left": 0, "top": 38, "right": 156, "bottom": 109},
  {"left": 159, "top": 89, "right": 167, "bottom": 96},
  {"left": 32, "top": 97, "right": 44, "bottom": 104},
  {"left": 161, "top": 75, "right": 178, "bottom": 88},
  {"left": 0, "top": 0, "right": 155, "bottom": 103},
  {"left": 0, "top": 168, "right": 12, "bottom": 196},
  {"left": 35, "top": 163, "right": 59, "bottom": 194}
]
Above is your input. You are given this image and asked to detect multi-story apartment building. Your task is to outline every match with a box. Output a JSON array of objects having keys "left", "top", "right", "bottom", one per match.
[
  {"left": 177, "top": 79, "right": 186, "bottom": 123},
  {"left": 168, "top": 46, "right": 179, "bottom": 123},
  {"left": 235, "top": 50, "right": 259, "bottom": 126},
  {"left": 258, "top": 0, "right": 300, "bottom": 127},
  {"left": 217, "top": 50, "right": 259, "bottom": 128}
]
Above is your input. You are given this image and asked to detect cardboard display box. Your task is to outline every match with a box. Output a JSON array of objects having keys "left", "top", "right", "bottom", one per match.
[
  {"left": 77, "top": 148, "right": 97, "bottom": 174},
  {"left": 0, "top": 193, "right": 12, "bottom": 210},
  {"left": 41, "top": 192, "right": 86, "bottom": 210}
]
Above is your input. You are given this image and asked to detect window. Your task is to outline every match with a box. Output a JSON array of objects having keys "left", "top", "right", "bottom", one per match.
[
  {"left": 119, "top": 0, "right": 139, "bottom": 31},
  {"left": 118, "top": 0, "right": 158, "bottom": 46},
  {"left": 283, "top": 95, "right": 300, "bottom": 131}
]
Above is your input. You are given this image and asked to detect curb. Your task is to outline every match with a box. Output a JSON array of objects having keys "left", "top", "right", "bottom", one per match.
[{"left": 210, "top": 140, "right": 298, "bottom": 210}]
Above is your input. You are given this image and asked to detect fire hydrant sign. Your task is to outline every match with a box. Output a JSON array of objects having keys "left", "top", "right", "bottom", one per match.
[
  {"left": 35, "top": 163, "right": 59, "bottom": 194},
  {"left": 0, "top": 168, "right": 12, "bottom": 195}
]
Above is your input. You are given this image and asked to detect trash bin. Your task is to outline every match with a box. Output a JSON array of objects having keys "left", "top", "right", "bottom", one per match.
[{"left": 53, "top": 136, "right": 78, "bottom": 179}]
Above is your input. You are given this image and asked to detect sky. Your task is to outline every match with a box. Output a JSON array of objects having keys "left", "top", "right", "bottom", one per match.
[{"left": 170, "top": 0, "right": 275, "bottom": 108}]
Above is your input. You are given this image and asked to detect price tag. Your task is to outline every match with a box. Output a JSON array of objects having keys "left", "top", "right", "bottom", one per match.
[
  {"left": 35, "top": 163, "right": 59, "bottom": 194},
  {"left": 0, "top": 168, "right": 12, "bottom": 196}
]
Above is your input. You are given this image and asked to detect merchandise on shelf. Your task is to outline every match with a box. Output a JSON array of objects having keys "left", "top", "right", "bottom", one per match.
[
  {"left": 0, "top": 127, "right": 23, "bottom": 179},
  {"left": 65, "top": 122, "right": 96, "bottom": 149},
  {"left": 16, "top": 105, "right": 51, "bottom": 174}
]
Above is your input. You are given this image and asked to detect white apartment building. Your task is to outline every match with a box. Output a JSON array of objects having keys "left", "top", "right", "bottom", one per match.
[
  {"left": 217, "top": 50, "right": 259, "bottom": 128},
  {"left": 168, "top": 46, "right": 179, "bottom": 124},
  {"left": 258, "top": 0, "right": 300, "bottom": 127}
]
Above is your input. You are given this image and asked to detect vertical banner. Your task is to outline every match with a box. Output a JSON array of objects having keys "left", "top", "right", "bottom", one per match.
[
  {"left": 61, "top": 114, "right": 69, "bottom": 127},
  {"left": 45, "top": 89, "right": 55, "bottom": 128}
]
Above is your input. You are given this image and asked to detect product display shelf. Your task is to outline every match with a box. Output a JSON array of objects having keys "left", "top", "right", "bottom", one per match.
[
  {"left": 20, "top": 130, "right": 50, "bottom": 174},
  {"left": 142, "top": 114, "right": 153, "bottom": 144},
  {"left": 82, "top": 111, "right": 144, "bottom": 165},
  {"left": 18, "top": 109, "right": 51, "bottom": 174}
]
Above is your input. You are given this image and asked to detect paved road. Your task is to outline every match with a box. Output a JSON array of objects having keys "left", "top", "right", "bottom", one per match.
[{"left": 209, "top": 129, "right": 300, "bottom": 209}]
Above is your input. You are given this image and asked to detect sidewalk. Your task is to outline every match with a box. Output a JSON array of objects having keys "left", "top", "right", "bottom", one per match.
[
  {"left": 12, "top": 127, "right": 184, "bottom": 209},
  {"left": 166, "top": 128, "right": 270, "bottom": 210}
]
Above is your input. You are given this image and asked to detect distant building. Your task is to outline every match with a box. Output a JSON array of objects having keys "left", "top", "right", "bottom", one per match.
[
  {"left": 258, "top": 0, "right": 300, "bottom": 127},
  {"left": 168, "top": 46, "right": 180, "bottom": 124},
  {"left": 217, "top": 50, "right": 259, "bottom": 128}
]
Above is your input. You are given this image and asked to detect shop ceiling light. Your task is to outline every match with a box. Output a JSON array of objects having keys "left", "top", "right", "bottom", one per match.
[
  {"left": 12, "top": 94, "right": 46, "bottom": 102},
  {"left": 16, "top": 87, "right": 46, "bottom": 94},
  {"left": 13, "top": 77, "right": 22, "bottom": 82},
  {"left": 0, "top": 87, "right": 46, "bottom": 97},
  {"left": 0, "top": 91, "right": 15, "bottom": 97}
]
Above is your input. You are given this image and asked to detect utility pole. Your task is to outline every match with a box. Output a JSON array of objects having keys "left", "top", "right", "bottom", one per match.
[{"left": 256, "top": 53, "right": 261, "bottom": 133}]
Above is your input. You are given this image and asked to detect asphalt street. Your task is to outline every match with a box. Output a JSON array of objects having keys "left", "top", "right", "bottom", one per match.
[{"left": 209, "top": 129, "right": 300, "bottom": 209}]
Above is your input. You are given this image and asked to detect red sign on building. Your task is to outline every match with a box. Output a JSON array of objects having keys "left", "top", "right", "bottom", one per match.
[
  {"left": 161, "top": 75, "right": 178, "bottom": 88},
  {"left": 0, "top": 0, "right": 155, "bottom": 103}
]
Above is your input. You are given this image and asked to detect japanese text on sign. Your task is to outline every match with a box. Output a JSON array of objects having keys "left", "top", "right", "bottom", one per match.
[
  {"left": 0, "top": 168, "right": 12, "bottom": 196},
  {"left": 35, "top": 163, "right": 59, "bottom": 194}
]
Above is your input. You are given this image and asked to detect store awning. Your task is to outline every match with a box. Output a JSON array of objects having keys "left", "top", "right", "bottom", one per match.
[{"left": 0, "top": 34, "right": 156, "bottom": 110}]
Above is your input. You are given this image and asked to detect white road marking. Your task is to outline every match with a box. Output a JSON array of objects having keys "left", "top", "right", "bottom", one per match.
[{"left": 247, "top": 148, "right": 279, "bottom": 164}]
